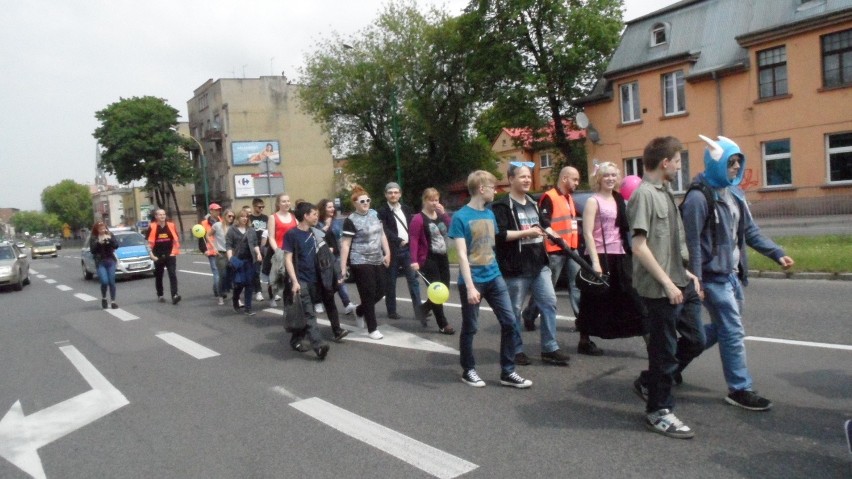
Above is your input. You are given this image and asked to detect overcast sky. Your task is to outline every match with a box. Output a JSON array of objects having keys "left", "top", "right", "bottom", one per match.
[{"left": 0, "top": 0, "right": 676, "bottom": 211}]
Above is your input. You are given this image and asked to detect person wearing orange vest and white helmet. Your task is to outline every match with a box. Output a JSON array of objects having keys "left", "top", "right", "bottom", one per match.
[
  {"left": 522, "top": 166, "right": 582, "bottom": 334},
  {"left": 202, "top": 203, "right": 222, "bottom": 302},
  {"left": 148, "top": 209, "right": 181, "bottom": 304}
]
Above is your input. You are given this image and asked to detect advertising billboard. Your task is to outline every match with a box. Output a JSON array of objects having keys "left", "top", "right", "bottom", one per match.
[{"left": 231, "top": 140, "right": 281, "bottom": 166}]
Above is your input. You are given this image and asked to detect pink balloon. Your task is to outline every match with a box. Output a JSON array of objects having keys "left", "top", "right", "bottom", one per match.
[{"left": 620, "top": 175, "right": 642, "bottom": 201}]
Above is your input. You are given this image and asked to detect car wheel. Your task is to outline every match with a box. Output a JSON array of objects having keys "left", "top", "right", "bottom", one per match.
[
  {"left": 13, "top": 271, "right": 23, "bottom": 291},
  {"left": 23, "top": 270, "right": 30, "bottom": 286},
  {"left": 31, "top": 255, "right": 36, "bottom": 260},
  {"left": 82, "top": 261, "right": 93, "bottom": 280}
]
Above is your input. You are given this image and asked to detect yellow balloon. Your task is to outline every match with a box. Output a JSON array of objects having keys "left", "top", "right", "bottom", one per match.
[
  {"left": 427, "top": 282, "right": 450, "bottom": 304},
  {"left": 191, "top": 224, "right": 206, "bottom": 238}
]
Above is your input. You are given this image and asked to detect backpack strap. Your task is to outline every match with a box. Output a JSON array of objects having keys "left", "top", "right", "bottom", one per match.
[{"left": 680, "top": 181, "right": 719, "bottom": 256}]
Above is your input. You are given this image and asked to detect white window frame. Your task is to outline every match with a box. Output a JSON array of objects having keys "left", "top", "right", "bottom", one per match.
[
  {"left": 826, "top": 132, "right": 852, "bottom": 184},
  {"left": 540, "top": 152, "right": 553, "bottom": 169},
  {"left": 620, "top": 81, "right": 640, "bottom": 124},
  {"left": 662, "top": 70, "right": 686, "bottom": 116},
  {"left": 651, "top": 24, "right": 667, "bottom": 46},
  {"left": 624, "top": 157, "right": 643, "bottom": 177},
  {"left": 671, "top": 150, "right": 689, "bottom": 193},
  {"left": 762, "top": 139, "right": 792, "bottom": 187}
]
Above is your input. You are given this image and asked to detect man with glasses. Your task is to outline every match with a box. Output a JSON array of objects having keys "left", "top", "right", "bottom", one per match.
[
  {"left": 493, "top": 161, "right": 570, "bottom": 367},
  {"left": 249, "top": 197, "right": 268, "bottom": 302},
  {"left": 678, "top": 135, "right": 793, "bottom": 411},
  {"left": 377, "top": 182, "right": 425, "bottom": 323}
]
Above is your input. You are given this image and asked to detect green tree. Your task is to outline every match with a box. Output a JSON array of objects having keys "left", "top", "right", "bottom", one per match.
[
  {"left": 463, "top": 0, "right": 623, "bottom": 178},
  {"left": 11, "top": 211, "right": 62, "bottom": 236},
  {"left": 41, "top": 180, "right": 93, "bottom": 230},
  {"left": 93, "top": 96, "right": 195, "bottom": 231},
  {"left": 298, "top": 0, "right": 495, "bottom": 207}
]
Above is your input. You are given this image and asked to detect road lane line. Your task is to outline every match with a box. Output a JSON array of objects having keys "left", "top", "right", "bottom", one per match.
[
  {"left": 29, "top": 269, "right": 39, "bottom": 275},
  {"left": 57, "top": 285, "right": 73, "bottom": 291},
  {"left": 44, "top": 279, "right": 56, "bottom": 284},
  {"left": 36, "top": 275, "right": 46, "bottom": 279},
  {"left": 746, "top": 336, "right": 852, "bottom": 351},
  {"left": 74, "top": 293, "right": 97, "bottom": 302},
  {"left": 271, "top": 386, "right": 301, "bottom": 401},
  {"left": 290, "top": 397, "right": 478, "bottom": 479},
  {"left": 179, "top": 269, "right": 212, "bottom": 276},
  {"left": 155, "top": 332, "right": 220, "bottom": 359},
  {"left": 106, "top": 309, "right": 139, "bottom": 322}
]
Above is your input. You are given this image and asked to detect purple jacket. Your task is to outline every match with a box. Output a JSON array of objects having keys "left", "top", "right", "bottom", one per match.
[{"left": 408, "top": 211, "right": 451, "bottom": 266}]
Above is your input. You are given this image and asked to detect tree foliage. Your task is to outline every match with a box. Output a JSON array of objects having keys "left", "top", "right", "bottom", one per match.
[
  {"left": 11, "top": 211, "right": 62, "bottom": 236},
  {"left": 93, "top": 96, "right": 195, "bottom": 229},
  {"left": 41, "top": 180, "right": 93, "bottom": 230},
  {"left": 298, "top": 0, "right": 495, "bottom": 207},
  {"left": 463, "top": 0, "right": 623, "bottom": 177}
]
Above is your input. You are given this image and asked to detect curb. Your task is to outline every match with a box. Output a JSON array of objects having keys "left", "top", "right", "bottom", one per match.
[{"left": 749, "top": 270, "right": 849, "bottom": 281}]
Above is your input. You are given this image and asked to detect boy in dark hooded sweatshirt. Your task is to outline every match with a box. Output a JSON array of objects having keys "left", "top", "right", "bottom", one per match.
[{"left": 679, "top": 135, "right": 794, "bottom": 411}]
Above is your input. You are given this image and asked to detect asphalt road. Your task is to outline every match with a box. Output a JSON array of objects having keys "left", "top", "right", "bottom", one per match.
[{"left": 0, "top": 251, "right": 850, "bottom": 479}]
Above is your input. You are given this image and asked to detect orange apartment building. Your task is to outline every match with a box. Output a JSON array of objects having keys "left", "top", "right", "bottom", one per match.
[{"left": 575, "top": 0, "right": 852, "bottom": 216}]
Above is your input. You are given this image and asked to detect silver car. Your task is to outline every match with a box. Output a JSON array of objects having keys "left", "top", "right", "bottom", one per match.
[{"left": 0, "top": 242, "right": 31, "bottom": 291}]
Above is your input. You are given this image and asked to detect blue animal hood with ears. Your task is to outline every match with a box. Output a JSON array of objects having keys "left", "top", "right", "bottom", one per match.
[{"left": 699, "top": 135, "right": 745, "bottom": 188}]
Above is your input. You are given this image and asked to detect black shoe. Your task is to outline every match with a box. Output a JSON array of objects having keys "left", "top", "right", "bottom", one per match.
[
  {"left": 514, "top": 352, "right": 531, "bottom": 366},
  {"left": 233, "top": 306, "right": 242, "bottom": 313},
  {"left": 541, "top": 349, "right": 570, "bottom": 366},
  {"left": 101, "top": 298, "right": 108, "bottom": 309},
  {"left": 244, "top": 309, "right": 256, "bottom": 316},
  {"left": 291, "top": 342, "right": 308, "bottom": 353},
  {"left": 158, "top": 296, "right": 166, "bottom": 303},
  {"left": 172, "top": 294, "right": 181, "bottom": 305},
  {"left": 673, "top": 371, "right": 683, "bottom": 386},
  {"left": 111, "top": 302, "right": 118, "bottom": 309},
  {"left": 439, "top": 326, "right": 455, "bottom": 335},
  {"left": 314, "top": 344, "right": 330, "bottom": 360},
  {"left": 577, "top": 340, "right": 604, "bottom": 356},
  {"left": 388, "top": 312, "right": 402, "bottom": 320},
  {"left": 725, "top": 390, "right": 773, "bottom": 411},
  {"left": 500, "top": 372, "right": 532, "bottom": 389},
  {"left": 521, "top": 309, "right": 537, "bottom": 331},
  {"left": 333, "top": 329, "right": 350, "bottom": 342},
  {"left": 633, "top": 377, "right": 649, "bottom": 402}
]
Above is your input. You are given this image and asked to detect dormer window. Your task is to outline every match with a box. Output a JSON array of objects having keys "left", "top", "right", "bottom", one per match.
[{"left": 651, "top": 23, "right": 668, "bottom": 46}]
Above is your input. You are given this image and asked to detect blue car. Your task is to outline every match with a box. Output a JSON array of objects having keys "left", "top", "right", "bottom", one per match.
[{"left": 81, "top": 227, "right": 155, "bottom": 280}]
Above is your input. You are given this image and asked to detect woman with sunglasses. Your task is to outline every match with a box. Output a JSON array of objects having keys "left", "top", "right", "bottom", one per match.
[
  {"left": 89, "top": 220, "right": 119, "bottom": 309},
  {"left": 226, "top": 209, "right": 263, "bottom": 315},
  {"left": 212, "top": 208, "right": 235, "bottom": 305},
  {"left": 318, "top": 198, "right": 357, "bottom": 315},
  {"left": 339, "top": 185, "right": 391, "bottom": 339}
]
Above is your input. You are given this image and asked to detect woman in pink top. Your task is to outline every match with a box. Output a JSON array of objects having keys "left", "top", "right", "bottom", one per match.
[{"left": 576, "top": 162, "right": 647, "bottom": 356}]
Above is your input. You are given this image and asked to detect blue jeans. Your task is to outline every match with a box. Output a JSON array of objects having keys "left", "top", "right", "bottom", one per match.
[
  {"left": 459, "top": 276, "right": 520, "bottom": 376},
  {"left": 97, "top": 260, "right": 117, "bottom": 300},
  {"left": 702, "top": 273, "right": 752, "bottom": 392},
  {"left": 207, "top": 255, "right": 220, "bottom": 297},
  {"left": 640, "top": 282, "right": 704, "bottom": 413},
  {"left": 507, "top": 267, "right": 560, "bottom": 353},
  {"left": 525, "top": 254, "right": 581, "bottom": 318},
  {"left": 385, "top": 246, "right": 422, "bottom": 315}
]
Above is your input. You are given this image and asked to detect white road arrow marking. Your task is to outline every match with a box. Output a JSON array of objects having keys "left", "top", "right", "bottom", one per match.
[{"left": 0, "top": 344, "right": 129, "bottom": 479}]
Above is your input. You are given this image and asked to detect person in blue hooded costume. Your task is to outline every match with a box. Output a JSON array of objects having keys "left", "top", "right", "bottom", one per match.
[{"left": 679, "top": 135, "right": 795, "bottom": 411}]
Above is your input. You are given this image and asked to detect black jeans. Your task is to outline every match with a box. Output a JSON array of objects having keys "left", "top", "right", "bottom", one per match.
[
  {"left": 420, "top": 252, "right": 450, "bottom": 328},
  {"left": 351, "top": 263, "right": 386, "bottom": 333},
  {"left": 154, "top": 255, "right": 178, "bottom": 298},
  {"left": 639, "top": 282, "right": 704, "bottom": 413}
]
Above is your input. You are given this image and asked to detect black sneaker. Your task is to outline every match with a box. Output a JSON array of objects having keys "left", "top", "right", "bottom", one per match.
[
  {"left": 111, "top": 302, "right": 118, "bottom": 309},
  {"left": 521, "top": 309, "right": 536, "bottom": 331},
  {"left": 577, "top": 340, "right": 604, "bottom": 356},
  {"left": 500, "top": 372, "right": 532, "bottom": 389},
  {"left": 725, "top": 390, "right": 773, "bottom": 411},
  {"left": 244, "top": 309, "right": 256, "bottom": 317},
  {"left": 514, "top": 352, "right": 531, "bottom": 366},
  {"left": 673, "top": 371, "right": 684, "bottom": 386},
  {"left": 314, "top": 344, "right": 330, "bottom": 360},
  {"left": 461, "top": 369, "right": 485, "bottom": 388},
  {"left": 158, "top": 296, "right": 166, "bottom": 303},
  {"left": 633, "top": 377, "right": 648, "bottom": 402},
  {"left": 645, "top": 408, "right": 694, "bottom": 439},
  {"left": 387, "top": 312, "right": 402, "bottom": 320},
  {"left": 291, "top": 341, "right": 308, "bottom": 353},
  {"left": 333, "top": 329, "right": 350, "bottom": 342},
  {"left": 541, "top": 349, "right": 570, "bottom": 366},
  {"left": 101, "top": 298, "right": 108, "bottom": 309},
  {"left": 172, "top": 294, "right": 181, "bottom": 305}
]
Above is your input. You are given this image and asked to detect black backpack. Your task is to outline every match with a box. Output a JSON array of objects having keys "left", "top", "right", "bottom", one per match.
[{"left": 679, "top": 181, "right": 719, "bottom": 256}]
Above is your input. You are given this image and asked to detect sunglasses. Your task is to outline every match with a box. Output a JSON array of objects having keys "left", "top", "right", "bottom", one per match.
[
  {"left": 358, "top": 198, "right": 371, "bottom": 204},
  {"left": 509, "top": 161, "right": 535, "bottom": 168},
  {"left": 728, "top": 157, "right": 741, "bottom": 167}
]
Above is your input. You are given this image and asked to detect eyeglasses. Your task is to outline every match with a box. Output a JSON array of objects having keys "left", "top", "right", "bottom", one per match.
[
  {"left": 358, "top": 198, "right": 371, "bottom": 204},
  {"left": 509, "top": 161, "right": 535, "bottom": 168}
]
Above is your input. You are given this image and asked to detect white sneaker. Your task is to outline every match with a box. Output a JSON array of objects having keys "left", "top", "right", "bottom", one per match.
[
  {"left": 343, "top": 303, "right": 357, "bottom": 315},
  {"left": 314, "top": 303, "right": 324, "bottom": 313},
  {"left": 238, "top": 299, "right": 245, "bottom": 308},
  {"left": 367, "top": 330, "right": 383, "bottom": 340},
  {"left": 217, "top": 297, "right": 224, "bottom": 306},
  {"left": 274, "top": 294, "right": 282, "bottom": 301},
  {"left": 269, "top": 299, "right": 277, "bottom": 308},
  {"left": 255, "top": 292, "right": 264, "bottom": 301}
]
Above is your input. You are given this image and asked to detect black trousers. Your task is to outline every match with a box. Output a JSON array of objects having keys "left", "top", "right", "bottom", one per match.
[
  {"left": 154, "top": 255, "right": 178, "bottom": 298},
  {"left": 420, "top": 252, "right": 450, "bottom": 328},
  {"left": 351, "top": 263, "right": 386, "bottom": 333}
]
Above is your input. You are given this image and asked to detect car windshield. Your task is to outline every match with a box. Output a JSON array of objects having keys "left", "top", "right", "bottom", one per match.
[
  {"left": 0, "top": 246, "right": 15, "bottom": 260},
  {"left": 115, "top": 233, "right": 147, "bottom": 247},
  {"left": 35, "top": 240, "right": 54, "bottom": 246}
]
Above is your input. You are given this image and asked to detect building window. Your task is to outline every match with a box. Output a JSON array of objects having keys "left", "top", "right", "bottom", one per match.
[
  {"left": 620, "top": 81, "right": 640, "bottom": 123},
  {"left": 672, "top": 150, "right": 690, "bottom": 193},
  {"left": 651, "top": 23, "right": 667, "bottom": 46},
  {"left": 540, "top": 153, "right": 553, "bottom": 168},
  {"left": 758, "top": 46, "right": 788, "bottom": 98},
  {"left": 822, "top": 29, "right": 852, "bottom": 88},
  {"left": 624, "top": 157, "right": 643, "bottom": 178},
  {"left": 762, "top": 139, "right": 792, "bottom": 186},
  {"left": 827, "top": 132, "right": 852, "bottom": 183},
  {"left": 662, "top": 70, "right": 686, "bottom": 115}
]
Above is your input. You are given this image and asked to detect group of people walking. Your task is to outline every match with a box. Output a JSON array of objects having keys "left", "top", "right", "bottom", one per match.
[{"left": 89, "top": 134, "right": 793, "bottom": 440}]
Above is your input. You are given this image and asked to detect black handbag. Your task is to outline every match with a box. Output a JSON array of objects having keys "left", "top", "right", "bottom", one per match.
[{"left": 575, "top": 196, "right": 611, "bottom": 296}]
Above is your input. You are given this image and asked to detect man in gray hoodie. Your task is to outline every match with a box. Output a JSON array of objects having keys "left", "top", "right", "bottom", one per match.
[{"left": 680, "top": 135, "right": 794, "bottom": 411}]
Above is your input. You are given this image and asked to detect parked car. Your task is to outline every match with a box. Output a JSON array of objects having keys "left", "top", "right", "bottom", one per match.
[
  {"left": 0, "top": 242, "right": 30, "bottom": 291},
  {"left": 81, "top": 227, "right": 155, "bottom": 280},
  {"left": 15, "top": 241, "right": 26, "bottom": 249},
  {"left": 31, "top": 239, "right": 58, "bottom": 259}
]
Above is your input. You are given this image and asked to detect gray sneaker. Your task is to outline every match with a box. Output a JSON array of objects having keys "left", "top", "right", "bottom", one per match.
[{"left": 645, "top": 409, "right": 694, "bottom": 439}]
